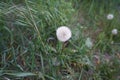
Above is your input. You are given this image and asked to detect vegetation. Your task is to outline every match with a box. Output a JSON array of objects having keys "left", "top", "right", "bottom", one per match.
[{"left": 0, "top": 0, "right": 120, "bottom": 80}]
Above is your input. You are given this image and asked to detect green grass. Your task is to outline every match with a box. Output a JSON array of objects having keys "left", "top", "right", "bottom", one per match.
[{"left": 0, "top": 0, "right": 120, "bottom": 80}]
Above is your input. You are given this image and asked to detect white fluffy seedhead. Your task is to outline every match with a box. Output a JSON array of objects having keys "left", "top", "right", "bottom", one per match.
[
  {"left": 56, "top": 26, "right": 72, "bottom": 42},
  {"left": 107, "top": 14, "right": 114, "bottom": 20},
  {"left": 112, "top": 29, "right": 118, "bottom": 35}
]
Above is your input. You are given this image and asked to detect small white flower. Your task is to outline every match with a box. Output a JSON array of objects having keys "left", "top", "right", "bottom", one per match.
[
  {"left": 56, "top": 26, "right": 72, "bottom": 42},
  {"left": 112, "top": 29, "right": 118, "bottom": 35},
  {"left": 107, "top": 14, "right": 114, "bottom": 20},
  {"left": 85, "top": 37, "right": 93, "bottom": 49}
]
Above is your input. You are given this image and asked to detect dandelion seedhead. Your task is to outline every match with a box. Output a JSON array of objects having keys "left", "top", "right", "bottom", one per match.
[
  {"left": 56, "top": 26, "right": 72, "bottom": 42},
  {"left": 112, "top": 29, "right": 118, "bottom": 35},
  {"left": 107, "top": 14, "right": 114, "bottom": 20}
]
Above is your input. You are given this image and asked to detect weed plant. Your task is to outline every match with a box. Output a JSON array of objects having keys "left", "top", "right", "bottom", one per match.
[{"left": 0, "top": 0, "right": 120, "bottom": 80}]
